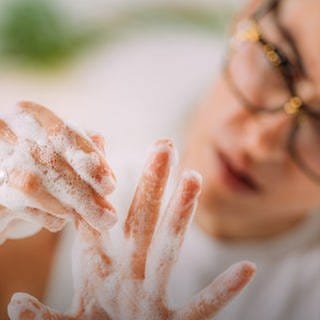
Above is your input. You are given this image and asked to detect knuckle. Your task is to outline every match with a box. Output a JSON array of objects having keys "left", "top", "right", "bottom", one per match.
[
  {"left": 22, "top": 174, "right": 41, "bottom": 193},
  {"left": 10, "top": 170, "right": 41, "bottom": 193}
]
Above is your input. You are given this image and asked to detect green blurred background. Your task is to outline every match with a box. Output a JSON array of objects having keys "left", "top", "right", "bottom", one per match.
[{"left": 0, "top": 0, "right": 237, "bottom": 70}]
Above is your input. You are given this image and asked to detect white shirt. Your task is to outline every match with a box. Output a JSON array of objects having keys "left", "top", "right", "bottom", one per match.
[
  {"left": 169, "top": 212, "right": 320, "bottom": 320},
  {"left": 45, "top": 180, "right": 320, "bottom": 320}
]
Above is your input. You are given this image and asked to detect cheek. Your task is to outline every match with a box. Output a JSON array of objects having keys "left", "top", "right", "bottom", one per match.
[
  {"left": 203, "top": 78, "right": 248, "bottom": 138},
  {"left": 183, "top": 78, "right": 252, "bottom": 185},
  {"left": 184, "top": 79, "right": 240, "bottom": 159},
  {"left": 273, "top": 168, "right": 320, "bottom": 213},
  {"left": 293, "top": 183, "right": 320, "bottom": 209}
]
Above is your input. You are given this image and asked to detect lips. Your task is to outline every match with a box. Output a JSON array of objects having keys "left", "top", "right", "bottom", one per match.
[{"left": 216, "top": 149, "right": 261, "bottom": 193}]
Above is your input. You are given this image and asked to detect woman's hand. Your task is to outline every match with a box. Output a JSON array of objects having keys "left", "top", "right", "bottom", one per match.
[
  {"left": 0, "top": 101, "right": 117, "bottom": 241},
  {"left": 7, "top": 140, "right": 256, "bottom": 320}
]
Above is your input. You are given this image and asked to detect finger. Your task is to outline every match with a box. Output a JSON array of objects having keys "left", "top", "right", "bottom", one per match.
[
  {"left": 17, "top": 101, "right": 116, "bottom": 195},
  {"left": 17, "top": 101, "right": 64, "bottom": 134},
  {"left": 145, "top": 170, "right": 202, "bottom": 298},
  {"left": 0, "top": 119, "right": 17, "bottom": 144},
  {"left": 86, "top": 132, "right": 116, "bottom": 195},
  {"left": 24, "top": 208, "right": 67, "bottom": 232},
  {"left": 31, "top": 145, "right": 117, "bottom": 232},
  {"left": 8, "top": 169, "right": 77, "bottom": 220},
  {"left": 0, "top": 206, "right": 44, "bottom": 243},
  {"left": 123, "top": 139, "right": 174, "bottom": 279},
  {"left": 73, "top": 222, "right": 113, "bottom": 286},
  {"left": 0, "top": 206, "right": 57, "bottom": 243},
  {"left": 88, "top": 132, "right": 106, "bottom": 154},
  {"left": 0, "top": 119, "right": 17, "bottom": 170},
  {"left": 63, "top": 128, "right": 116, "bottom": 196},
  {"left": 0, "top": 205, "right": 14, "bottom": 232},
  {"left": 70, "top": 221, "right": 113, "bottom": 320},
  {"left": 172, "top": 261, "right": 256, "bottom": 320},
  {"left": 0, "top": 206, "right": 16, "bottom": 244},
  {"left": 8, "top": 292, "right": 71, "bottom": 320}
]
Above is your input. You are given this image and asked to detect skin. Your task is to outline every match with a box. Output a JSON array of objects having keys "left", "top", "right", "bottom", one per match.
[
  {"left": 0, "top": 105, "right": 117, "bottom": 316},
  {"left": 6, "top": 140, "right": 256, "bottom": 320},
  {"left": 182, "top": 0, "right": 320, "bottom": 240},
  {"left": 0, "top": 229, "right": 59, "bottom": 320},
  {"left": 0, "top": 101, "right": 117, "bottom": 239},
  {"left": 5, "top": 0, "right": 317, "bottom": 316}
]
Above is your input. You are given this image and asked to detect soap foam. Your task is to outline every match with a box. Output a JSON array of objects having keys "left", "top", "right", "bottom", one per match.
[{"left": 0, "top": 107, "right": 115, "bottom": 240}]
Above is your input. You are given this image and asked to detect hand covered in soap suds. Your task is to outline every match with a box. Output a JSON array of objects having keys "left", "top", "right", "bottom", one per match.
[
  {"left": 0, "top": 101, "right": 116, "bottom": 243},
  {"left": 7, "top": 140, "right": 256, "bottom": 320}
]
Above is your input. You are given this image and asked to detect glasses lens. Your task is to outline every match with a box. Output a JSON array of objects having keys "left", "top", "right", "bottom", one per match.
[
  {"left": 228, "top": 41, "right": 291, "bottom": 111},
  {"left": 293, "top": 116, "right": 320, "bottom": 178}
]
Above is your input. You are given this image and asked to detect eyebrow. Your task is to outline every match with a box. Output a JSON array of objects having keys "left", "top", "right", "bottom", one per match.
[
  {"left": 248, "top": 0, "right": 314, "bottom": 100},
  {"left": 252, "top": 23, "right": 295, "bottom": 92},
  {"left": 253, "top": 0, "right": 280, "bottom": 20},
  {"left": 274, "top": 19, "right": 308, "bottom": 78},
  {"left": 252, "top": 0, "right": 309, "bottom": 80}
]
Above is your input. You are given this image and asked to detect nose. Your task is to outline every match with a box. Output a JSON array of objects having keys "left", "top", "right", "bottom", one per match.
[{"left": 242, "top": 112, "right": 293, "bottom": 162}]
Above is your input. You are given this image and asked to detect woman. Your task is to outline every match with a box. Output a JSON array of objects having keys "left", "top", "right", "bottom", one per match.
[
  {"left": 2, "top": 0, "right": 320, "bottom": 318},
  {"left": 0, "top": 103, "right": 255, "bottom": 319},
  {"left": 178, "top": 0, "right": 320, "bottom": 319}
]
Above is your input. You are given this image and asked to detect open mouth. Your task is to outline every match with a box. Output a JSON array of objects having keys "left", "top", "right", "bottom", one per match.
[{"left": 216, "top": 150, "right": 261, "bottom": 193}]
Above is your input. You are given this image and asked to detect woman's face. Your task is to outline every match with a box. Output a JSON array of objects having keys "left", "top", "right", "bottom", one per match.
[{"left": 183, "top": 0, "right": 320, "bottom": 231}]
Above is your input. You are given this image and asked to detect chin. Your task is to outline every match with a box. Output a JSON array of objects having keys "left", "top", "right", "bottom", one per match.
[{"left": 201, "top": 184, "right": 258, "bottom": 216}]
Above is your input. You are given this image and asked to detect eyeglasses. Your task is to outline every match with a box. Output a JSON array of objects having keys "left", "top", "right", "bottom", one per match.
[{"left": 223, "top": 3, "right": 320, "bottom": 184}]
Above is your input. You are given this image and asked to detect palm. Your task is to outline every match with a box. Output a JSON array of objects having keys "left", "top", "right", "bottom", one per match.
[{"left": 8, "top": 140, "right": 255, "bottom": 320}]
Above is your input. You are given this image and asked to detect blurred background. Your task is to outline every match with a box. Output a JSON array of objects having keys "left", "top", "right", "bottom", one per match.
[
  {"left": 0, "top": 0, "right": 246, "bottom": 314},
  {"left": 0, "top": 0, "right": 245, "bottom": 170}
]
